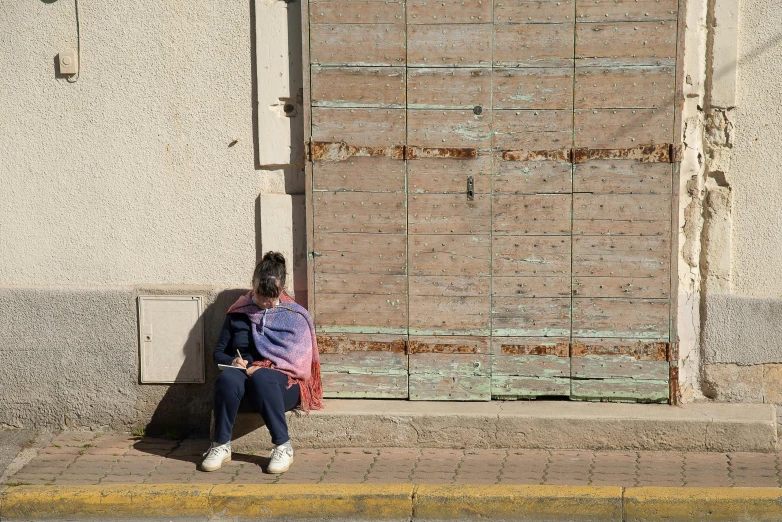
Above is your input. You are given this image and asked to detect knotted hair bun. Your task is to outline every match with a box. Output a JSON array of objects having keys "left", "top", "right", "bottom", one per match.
[{"left": 253, "top": 251, "right": 287, "bottom": 298}]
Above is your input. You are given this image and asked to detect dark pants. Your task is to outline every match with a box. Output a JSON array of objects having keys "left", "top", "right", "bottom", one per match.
[{"left": 213, "top": 368, "right": 300, "bottom": 445}]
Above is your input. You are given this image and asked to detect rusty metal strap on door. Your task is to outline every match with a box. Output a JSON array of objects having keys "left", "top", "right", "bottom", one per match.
[
  {"left": 307, "top": 141, "right": 477, "bottom": 162},
  {"left": 502, "top": 143, "right": 680, "bottom": 163},
  {"left": 308, "top": 141, "right": 405, "bottom": 161},
  {"left": 316, "top": 335, "right": 407, "bottom": 354}
]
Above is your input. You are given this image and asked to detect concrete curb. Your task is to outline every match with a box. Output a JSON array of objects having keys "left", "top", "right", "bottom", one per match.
[
  {"left": 232, "top": 401, "right": 778, "bottom": 452},
  {"left": 2, "top": 484, "right": 782, "bottom": 521}
]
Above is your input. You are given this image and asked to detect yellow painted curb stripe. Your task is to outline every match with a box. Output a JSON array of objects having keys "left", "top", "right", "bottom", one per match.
[
  {"left": 415, "top": 485, "right": 623, "bottom": 521},
  {"left": 3, "top": 484, "right": 782, "bottom": 520},
  {"left": 625, "top": 487, "right": 782, "bottom": 521},
  {"left": 1, "top": 484, "right": 212, "bottom": 519},
  {"left": 211, "top": 483, "right": 415, "bottom": 519}
]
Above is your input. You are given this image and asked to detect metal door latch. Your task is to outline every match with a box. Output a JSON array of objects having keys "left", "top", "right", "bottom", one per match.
[{"left": 467, "top": 176, "right": 474, "bottom": 201}]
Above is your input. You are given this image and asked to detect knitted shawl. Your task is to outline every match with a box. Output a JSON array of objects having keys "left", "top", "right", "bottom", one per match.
[{"left": 227, "top": 291, "right": 323, "bottom": 412}]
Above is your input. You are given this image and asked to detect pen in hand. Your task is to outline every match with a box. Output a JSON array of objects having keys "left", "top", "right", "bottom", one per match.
[{"left": 235, "top": 349, "right": 248, "bottom": 369}]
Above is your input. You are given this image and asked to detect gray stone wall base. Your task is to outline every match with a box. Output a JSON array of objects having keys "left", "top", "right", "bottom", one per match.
[
  {"left": 231, "top": 400, "right": 777, "bottom": 453},
  {"left": 0, "top": 286, "right": 248, "bottom": 433}
]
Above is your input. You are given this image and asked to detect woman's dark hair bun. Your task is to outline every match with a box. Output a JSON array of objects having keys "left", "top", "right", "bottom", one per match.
[
  {"left": 263, "top": 251, "right": 286, "bottom": 265},
  {"left": 253, "top": 251, "right": 287, "bottom": 298}
]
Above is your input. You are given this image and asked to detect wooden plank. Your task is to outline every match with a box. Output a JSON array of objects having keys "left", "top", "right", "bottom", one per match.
[
  {"left": 410, "top": 374, "right": 491, "bottom": 400},
  {"left": 493, "top": 158, "right": 572, "bottom": 194},
  {"left": 493, "top": 110, "right": 572, "bottom": 151},
  {"left": 408, "top": 68, "right": 491, "bottom": 109},
  {"left": 316, "top": 273, "right": 407, "bottom": 294},
  {"left": 317, "top": 333, "right": 407, "bottom": 353},
  {"left": 408, "top": 0, "right": 492, "bottom": 23},
  {"left": 315, "top": 293, "right": 408, "bottom": 332},
  {"left": 573, "top": 161, "right": 672, "bottom": 194},
  {"left": 312, "top": 108, "right": 405, "bottom": 147},
  {"left": 575, "top": 66, "right": 675, "bottom": 109},
  {"left": 572, "top": 193, "right": 672, "bottom": 236},
  {"left": 492, "top": 297, "right": 570, "bottom": 336},
  {"left": 575, "top": 0, "right": 677, "bottom": 22},
  {"left": 574, "top": 108, "right": 674, "bottom": 149},
  {"left": 573, "top": 220, "right": 670, "bottom": 239},
  {"left": 575, "top": 22, "right": 677, "bottom": 66},
  {"left": 572, "top": 236, "right": 669, "bottom": 278},
  {"left": 314, "top": 192, "right": 406, "bottom": 233},
  {"left": 408, "top": 24, "right": 492, "bottom": 67},
  {"left": 494, "top": 276, "right": 571, "bottom": 297},
  {"left": 409, "top": 295, "right": 491, "bottom": 335},
  {"left": 314, "top": 157, "right": 406, "bottom": 192},
  {"left": 408, "top": 110, "right": 492, "bottom": 150},
  {"left": 311, "top": 67, "right": 406, "bottom": 109},
  {"left": 493, "top": 235, "right": 570, "bottom": 276},
  {"left": 571, "top": 298, "right": 670, "bottom": 338},
  {"left": 492, "top": 194, "right": 571, "bottom": 235},
  {"left": 320, "top": 352, "right": 408, "bottom": 373},
  {"left": 313, "top": 233, "right": 406, "bottom": 274},
  {"left": 493, "top": 68, "right": 574, "bottom": 110},
  {"left": 410, "top": 235, "right": 491, "bottom": 276},
  {"left": 409, "top": 155, "right": 492, "bottom": 194},
  {"left": 310, "top": 0, "right": 405, "bottom": 23},
  {"left": 571, "top": 355, "right": 669, "bottom": 380},
  {"left": 410, "top": 275, "right": 491, "bottom": 297},
  {"left": 494, "top": 0, "right": 574, "bottom": 23},
  {"left": 409, "top": 353, "right": 491, "bottom": 400},
  {"left": 571, "top": 338, "right": 667, "bottom": 360},
  {"left": 493, "top": 354, "right": 569, "bottom": 377},
  {"left": 572, "top": 275, "right": 670, "bottom": 298},
  {"left": 570, "top": 378, "right": 668, "bottom": 402},
  {"left": 492, "top": 336, "right": 569, "bottom": 356},
  {"left": 409, "top": 336, "right": 490, "bottom": 354},
  {"left": 493, "top": 24, "right": 575, "bottom": 67},
  {"left": 310, "top": 24, "right": 406, "bottom": 66},
  {"left": 322, "top": 372, "right": 408, "bottom": 398},
  {"left": 492, "top": 375, "right": 571, "bottom": 398},
  {"left": 409, "top": 193, "right": 491, "bottom": 234}
]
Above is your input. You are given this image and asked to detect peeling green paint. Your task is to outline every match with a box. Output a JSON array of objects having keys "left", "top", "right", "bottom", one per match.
[
  {"left": 316, "top": 326, "right": 408, "bottom": 335},
  {"left": 408, "top": 328, "right": 490, "bottom": 336},
  {"left": 571, "top": 330, "right": 668, "bottom": 339},
  {"left": 492, "top": 328, "right": 570, "bottom": 337},
  {"left": 570, "top": 378, "right": 669, "bottom": 403},
  {"left": 491, "top": 375, "right": 571, "bottom": 399},
  {"left": 313, "top": 101, "right": 405, "bottom": 109}
]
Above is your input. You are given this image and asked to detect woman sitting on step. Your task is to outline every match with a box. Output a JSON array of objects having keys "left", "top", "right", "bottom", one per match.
[{"left": 202, "top": 252, "right": 323, "bottom": 474}]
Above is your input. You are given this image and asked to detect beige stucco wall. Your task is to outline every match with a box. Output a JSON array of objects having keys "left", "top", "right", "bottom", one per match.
[
  {"left": 730, "top": 0, "right": 782, "bottom": 297},
  {"left": 0, "top": 0, "right": 262, "bottom": 287}
]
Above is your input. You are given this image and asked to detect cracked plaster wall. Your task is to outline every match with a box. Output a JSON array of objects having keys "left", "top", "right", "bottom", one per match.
[{"left": 685, "top": 0, "right": 782, "bottom": 408}]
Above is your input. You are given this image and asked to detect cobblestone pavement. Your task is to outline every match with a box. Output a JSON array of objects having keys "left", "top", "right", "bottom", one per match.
[{"left": 3, "top": 432, "right": 781, "bottom": 487}]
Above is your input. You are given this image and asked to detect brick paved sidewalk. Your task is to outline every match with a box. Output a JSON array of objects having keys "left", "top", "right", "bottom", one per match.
[{"left": 4, "top": 431, "right": 781, "bottom": 488}]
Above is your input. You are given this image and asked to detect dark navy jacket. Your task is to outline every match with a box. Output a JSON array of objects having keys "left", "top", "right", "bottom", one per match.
[{"left": 213, "top": 313, "right": 261, "bottom": 366}]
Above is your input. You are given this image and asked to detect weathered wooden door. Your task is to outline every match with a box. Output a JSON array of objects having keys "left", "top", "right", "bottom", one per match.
[{"left": 303, "top": 0, "right": 679, "bottom": 402}]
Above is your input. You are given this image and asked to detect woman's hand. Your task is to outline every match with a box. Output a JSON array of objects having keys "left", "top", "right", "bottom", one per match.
[
  {"left": 245, "top": 366, "right": 259, "bottom": 376},
  {"left": 232, "top": 357, "right": 248, "bottom": 368}
]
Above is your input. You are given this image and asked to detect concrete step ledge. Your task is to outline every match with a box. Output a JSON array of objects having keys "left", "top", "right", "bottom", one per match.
[
  {"left": 231, "top": 400, "right": 777, "bottom": 452},
  {"left": 4, "top": 484, "right": 782, "bottom": 521}
]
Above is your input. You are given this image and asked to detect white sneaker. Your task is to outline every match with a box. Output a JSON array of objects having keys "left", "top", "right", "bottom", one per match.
[
  {"left": 267, "top": 441, "right": 294, "bottom": 474},
  {"left": 201, "top": 441, "right": 231, "bottom": 472}
]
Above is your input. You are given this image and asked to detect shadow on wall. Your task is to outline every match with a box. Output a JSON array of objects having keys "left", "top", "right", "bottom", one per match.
[{"left": 141, "top": 289, "right": 248, "bottom": 438}]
